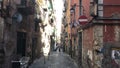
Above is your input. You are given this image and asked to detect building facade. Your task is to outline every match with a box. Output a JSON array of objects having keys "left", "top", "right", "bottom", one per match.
[
  {"left": 63, "top": 0, "right": 71, "bottom": 55},
  {"left": 0, "top": 0, "right": 42, "bottom": 68},
  {"left": 69, "top": 0, "right": 80, "bottom": 59},
  {"left": 79, "top": 0, "right": 120, "bottom": 68}
]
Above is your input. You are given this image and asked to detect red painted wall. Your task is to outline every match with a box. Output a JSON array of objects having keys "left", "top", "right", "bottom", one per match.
[
  {"left": 103, "top": 0, "right": 120, "bottom": 42},
  {"left": 81, "top": 0, "right": 93, "bottom": 54},
  {"left": 104, "top": 6, "right": 120, "bottom": 17},
  {"left": 104, "top": 0, "right": 120, "bottom": 17},
  {"left": 103, "top": 25, "right": 115, "bottom": 42},
  {"left": 70, "top": 0, "right": 80, "bottom": 21},
  {"left": 104, "top": 0, "right": 120, "bottom": 5},
  {"left": 82, "top": 0, "right": 90, "bottom": 18}
]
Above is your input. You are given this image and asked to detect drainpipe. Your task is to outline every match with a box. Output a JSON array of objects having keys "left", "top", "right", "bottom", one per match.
[{"left": 79, "top": 0, "right": 82, "bottom": 15}]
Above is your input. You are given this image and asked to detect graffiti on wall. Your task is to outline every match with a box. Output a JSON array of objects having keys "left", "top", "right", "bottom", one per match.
[{"left": 111, "top": 48, "right": 120, "bottom": 67}]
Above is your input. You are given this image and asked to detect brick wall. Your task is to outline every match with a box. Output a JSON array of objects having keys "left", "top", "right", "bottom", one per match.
[{"left": 82, "top": 27, "right": 94, "bottom": 68}]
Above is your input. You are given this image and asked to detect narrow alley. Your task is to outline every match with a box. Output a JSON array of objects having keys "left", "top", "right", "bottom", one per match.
[
  {"left": 0, "top": 0, "right": 120, "bottom": 68},
  {"left": 29, "top": 52, "right": 78, "bottom": 68}
]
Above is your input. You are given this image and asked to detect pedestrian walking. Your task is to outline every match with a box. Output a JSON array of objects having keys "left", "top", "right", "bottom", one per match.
[{"left": 55, "top": 43, "right": 61, "bottom": 52}]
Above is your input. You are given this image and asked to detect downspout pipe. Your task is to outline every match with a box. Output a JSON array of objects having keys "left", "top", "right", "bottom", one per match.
[{"left": 79, "top": 0, "right": 82, "bottom": 15}]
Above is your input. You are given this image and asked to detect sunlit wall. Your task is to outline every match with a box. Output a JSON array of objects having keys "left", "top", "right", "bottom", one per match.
[
  {"left": 53, "top": 0, "right": 64, "bottom": 43},
  {"left": 36, "top": 0, "right": 64, "bottom": 55}
]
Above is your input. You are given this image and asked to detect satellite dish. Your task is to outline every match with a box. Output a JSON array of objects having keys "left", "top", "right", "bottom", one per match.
[
  {"left": 17, "top": 13, "right": 22, "bottom": 23},
  {"left": 12, "top": 13, "right": 23, "bottom": 23}
]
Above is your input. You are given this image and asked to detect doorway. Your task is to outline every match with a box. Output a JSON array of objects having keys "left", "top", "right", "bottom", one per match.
[
  {"left": 32, "top": 38, "right": 37, "bottom": 61},
  {"left": 17, "top": 32, "right": 26, "bottom": 56}
]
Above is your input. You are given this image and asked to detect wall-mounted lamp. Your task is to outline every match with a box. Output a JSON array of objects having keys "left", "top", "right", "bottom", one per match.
[
  {"left": 70, "top": 4, "right": 76, "bottom": 13},
  {"left": 70, "top": 7, "right": 74, "bottom": 13}
]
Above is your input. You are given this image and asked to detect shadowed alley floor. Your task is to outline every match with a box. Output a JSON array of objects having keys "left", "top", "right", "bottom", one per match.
[{"left": 29, "top": 52, "right": 78, "bottom": 68}]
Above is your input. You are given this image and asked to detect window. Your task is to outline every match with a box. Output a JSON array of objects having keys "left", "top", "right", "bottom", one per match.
[
  {"left": 90, "top": 0, "right": 103, "bottom": 17},
  {"left": 17, "top": 32, "right": 26, "bottom": 56},
  {"left": 98, "top": 6, "right": 103, "bottom": 10},
  {"left": 98, "top": 0, "right": 103, "bottom": 4},
  {"left": 98, "top": 5, "right": 103, "bottom": 17},
  {"left": 98, "top": 0, "right": 103, "bottom": 17}
]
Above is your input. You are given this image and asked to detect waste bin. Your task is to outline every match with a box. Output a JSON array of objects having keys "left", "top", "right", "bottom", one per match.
[
  {"left": 11, "top": 57, "right": 30, "bottom": 68},
  {"left": 20, "top": 57, "right": 30, "bottom": 68},
  {"left": 11, "top": 61, "right": 21, "bottom": 68}
]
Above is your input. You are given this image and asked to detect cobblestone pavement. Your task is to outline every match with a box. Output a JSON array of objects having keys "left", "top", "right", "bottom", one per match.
[{"left": 29, "top": 52, "right": 78, "bottom": 68}]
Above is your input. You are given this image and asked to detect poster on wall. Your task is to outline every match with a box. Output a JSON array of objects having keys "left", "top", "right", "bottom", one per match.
[
  {"left": 111, "top": 48, "right": 120, "bottom": 67},
  {"left": 112, "top": 48, "right": 120, "bottom": 59}
]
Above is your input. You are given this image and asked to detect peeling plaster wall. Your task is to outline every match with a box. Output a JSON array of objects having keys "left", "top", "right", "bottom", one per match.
[
  {"left": 115, "top": 26, "right": 120, "bottom": 42},
  {"left": 94, "top": 25, "right": 103, "bottom": 47},
  {"left": 93, "top": 25, "right": 103, "bottom": 68}
]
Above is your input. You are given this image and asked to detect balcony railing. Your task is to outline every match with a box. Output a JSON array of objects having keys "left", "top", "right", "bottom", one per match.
[{"left": 17, "top": 6, "right": 35, "bottom": 15}]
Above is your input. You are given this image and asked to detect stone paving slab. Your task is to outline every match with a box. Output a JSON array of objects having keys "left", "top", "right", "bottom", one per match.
[{"left": 29, "top": 52, "right": 78, "bottom": 68}]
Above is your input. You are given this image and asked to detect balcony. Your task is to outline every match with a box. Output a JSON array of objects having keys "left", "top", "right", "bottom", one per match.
[
  {"left": 16, "top": 0, "right": 35, "bottom": 15},
  {"left": 17, "top": 6, "right": 35, "bottom": 15}
]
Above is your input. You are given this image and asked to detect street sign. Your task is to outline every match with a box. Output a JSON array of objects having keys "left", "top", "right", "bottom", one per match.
[{"left": 78, "top": 15, "right": 88, "bottom": 26}]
